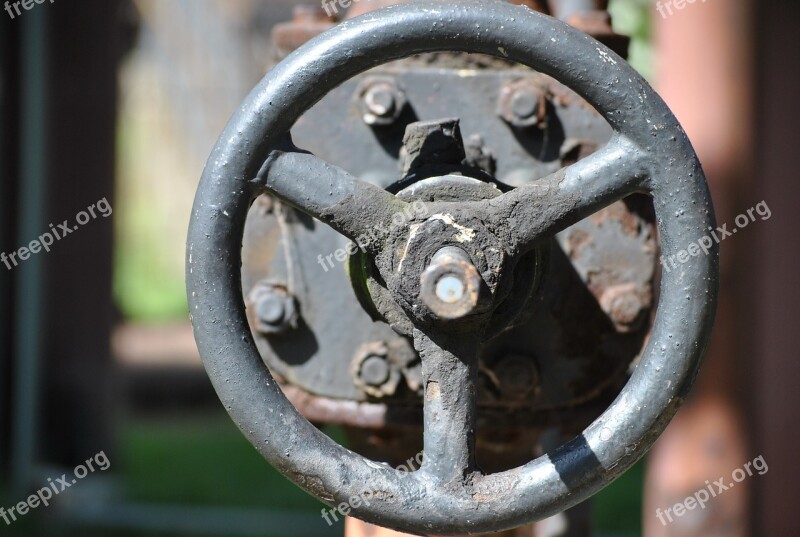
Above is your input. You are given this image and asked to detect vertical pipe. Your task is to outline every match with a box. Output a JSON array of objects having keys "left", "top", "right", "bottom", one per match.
[
  {"left": 0, "top": 16, "right": 9, "bottom": 485},
  {"left": 10, "top": 7, "right": 48, "bottom": 494},
  {"left": 644, "top": 0, "right": 755, "bottom": 535},
  {"left": 752, "top": 3, "right": 800, "bottom": 535}
]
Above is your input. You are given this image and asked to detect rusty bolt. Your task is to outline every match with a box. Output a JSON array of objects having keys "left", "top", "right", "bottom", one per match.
[
  {"left": 510, "top": 91, "right": 539, "bottom": 120},
  {"left": 247, "top": 282, "right": 299, "bottom": 336},
  {"left": 360, "top": 355, "right": 391, "bottom": 387},
  {"left": 499, "top": 79, "right": 549, "bottom": 129},
  {"left": 292, "top": 4, "right": 337, "bottom": 23},
  {"left": 357, "top": 78, "right": 406, "bottom": 127},
  {"left": 493, "top": 354, "right": 539, "bottom": 399},
  {"left": 420, "top": 247, "right": 483, "bottom": 321},
  {"left": 600, "top": 283, "right": 646, "bottom": 332},
  {"left": 365, "top": 85, "right": 396, "bottom": 117},
  {"left": 352, "top": 342, "right": 401, "bottom": 398},
  {"left": 271, "top": 5, "right": 338, "bottom": 59}
]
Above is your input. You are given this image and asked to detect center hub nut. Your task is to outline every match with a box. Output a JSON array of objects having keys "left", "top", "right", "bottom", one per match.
[{"left": 419, "top": 247, "right": 483, "bottom": 320}]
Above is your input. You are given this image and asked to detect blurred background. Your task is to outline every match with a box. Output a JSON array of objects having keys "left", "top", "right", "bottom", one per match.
[{"left": 0, "top": 0, "right": 797, "bottom": 536}]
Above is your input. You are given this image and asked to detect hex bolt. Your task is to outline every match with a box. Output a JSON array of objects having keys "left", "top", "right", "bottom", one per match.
[
  {"left": 419, "top": 247, "right": 483, "bottom": 321},
  {"left": 247, "top": 283, "right": 299, "bottom": 336},
  {"left": 499, "top": 80, "right": 549, "bottom": 129},
  {"left": 359, "top": 354, "right": 391, "bottom": 387},
  {"left": 351, "top": 342, "right": 402, "bottom": 398},
  {"left": 358, "top": 78, "right": 406, "bottom": 127},
  {"left": 257, "top": 294, "right": 287, "bottom": 325},
  {"left": 493, "top": 354, "right": 539, "bottom": 399},
  {"left": 436, "top": 275, "right": 466, "bottom": 304},
  {"left": 364, "top": 84, "right": 397, "bottom": 118},
  {"left": 510, "top": 90, "right": 539, "bottom": 120}
]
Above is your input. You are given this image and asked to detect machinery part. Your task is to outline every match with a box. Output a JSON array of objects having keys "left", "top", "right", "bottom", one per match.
[
  {"left": 187, "top": 3, "right": 717, "bottom": 534},
  {"left": 498, "top": 78, "right": 550, "bottom": 129},
  {"left": 489, "top": 353, "right": 540, "bottom": 400},
  {"left": 246, "top": 281, "right": 299, "bottom": 335},
  {"left": 419, "top": 247, "right": 484, "bottom": 321},
  {"left": 351, "top": 341, "right": 403, "bottom": 398},
  {"left": 557, "top": 196, "right": 656, "bottom": 334},
  {"left": 357, "top": 77, "right": 407, "bottom": 127},
  {"left": 399, "top": 118, "right": 469, "bottom": 176},
  {"left": 272, "top": 5, "right": 338, "bottom": 59},
  {"left": 259, "top": 58, "right": 652, "bottom": 411}
]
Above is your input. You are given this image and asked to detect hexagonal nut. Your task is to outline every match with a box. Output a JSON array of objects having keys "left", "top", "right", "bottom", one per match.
[
  {"left": 356, "top": 77, "right": 407, "bottom": 127},
  {"left": 491, "top": 354, "right": 540, "bottom": 400},
  {"left": 351, "top": 342, "right": 402, "bottom": 398},
  {"left": 419, "top": 250, "right": 483, "bottom": 321},
  {"left": 498, "top": 79, "right": 549, "bottom": 129},
  {"left": 246, "top": 282, "right": 299, "bottom": 336}
]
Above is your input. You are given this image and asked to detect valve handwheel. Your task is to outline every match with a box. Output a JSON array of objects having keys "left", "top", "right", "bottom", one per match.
[{"left": 187, "top": 2, "right": 718, "bottom": 534}]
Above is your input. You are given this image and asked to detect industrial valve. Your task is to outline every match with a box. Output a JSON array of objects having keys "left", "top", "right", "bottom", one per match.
[{"left": 187, "top": 2, "right": 717, "bottom": 534}]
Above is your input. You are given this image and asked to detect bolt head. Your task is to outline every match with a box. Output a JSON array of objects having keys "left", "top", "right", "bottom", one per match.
[
  {"left": 499, "top": 79, "right": 548, "bottom": 129},
  {"left": 420, "top": 249, "right": 483, "bottom": 321},
  {"left": 494, "top": 354, "right": 539, "bottom": 399},
  {"left": 364, "top": 85, "right": 396, "bottom": 117},
  {"left": 247, "top": 283, "right": 298, "bottom": 336},
  {"left": 510, "top": 90, "right": 539, "bottom": 120},
  {"left": 435, "top": 275, "right": 466, "bottom": 303},
  {"left": 351, "top": 342, "right": 402, "bottom": 398},
  {"left": 360, "top": 355, "right": 391, "bottom": 386},
  {"left": 257, "top": 294, "right": 286, "bottom": 325},
  {"left": 358, "top": 78, "right": 405, "bottom": 127}
]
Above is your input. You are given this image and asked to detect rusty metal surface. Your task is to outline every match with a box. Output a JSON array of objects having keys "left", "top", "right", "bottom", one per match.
[
  {"left": 243, "top": 119, "right": 653, "bottom": 418},
  {"left": 240, "top": 61, "right": 651, "bottom": 413},
  {"left": 187, "top": 2, "right": 717, "bottom": 534},
  {"left": 271, "top": 5, "right": 338, "bottom": 59},
  {"left": 288, "top": 67, "right": 614, "bottom": 187}
]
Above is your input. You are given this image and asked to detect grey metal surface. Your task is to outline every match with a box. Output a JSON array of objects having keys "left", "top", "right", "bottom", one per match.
[
  {"left": 187, "top": 2, "right": 717, "bottom": 534},
  {"left": 244, "top": 85, "right": 648, "bottom": 409},
  {"left": 290, "top": 67, "right": 613, "bottom": 188}
]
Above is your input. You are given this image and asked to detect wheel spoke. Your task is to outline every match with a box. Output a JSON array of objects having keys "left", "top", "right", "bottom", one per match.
[
  {"left": 254, "top": 134, "right": 409, "bottom": 254},
  {"left": 485, "top": 135, "right": 649, "bottom": 255},
  {"left": 414, "top": 329, "right": 480, "bottom": 483}
]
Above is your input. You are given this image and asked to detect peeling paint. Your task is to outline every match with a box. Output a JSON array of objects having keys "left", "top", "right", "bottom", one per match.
[{"left": 430, "top": 213, "right": 476, "bottom": 243}]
